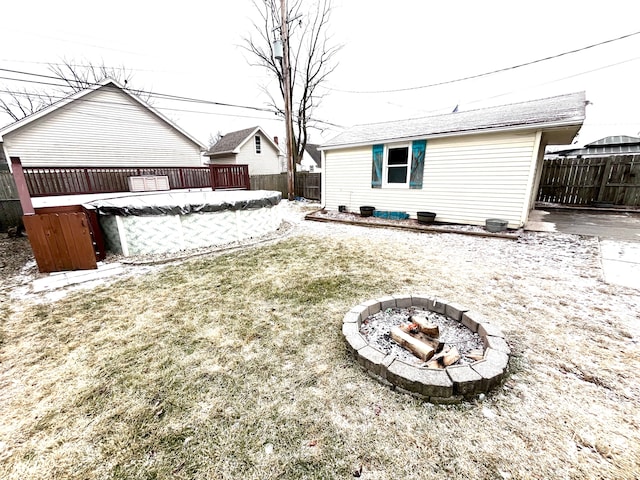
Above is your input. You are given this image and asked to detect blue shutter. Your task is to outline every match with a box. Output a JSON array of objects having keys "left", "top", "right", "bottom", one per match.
[
  {"left": 410, "top": 140, "right": 426, "bottom": 189},
  {"left": 371, "top": 144, "right": 383, "bottom": 188}
]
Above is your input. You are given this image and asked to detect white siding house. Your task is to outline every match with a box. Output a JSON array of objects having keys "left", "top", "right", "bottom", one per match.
[
  {"left": 205, "top": 126, "right": 284, "bottom": 175},
  {"left": 321, "top": 92, "right": 586, "bottom": 228},
  {"left": 0, "top": 79, "right": 206, "bottom": 168}
]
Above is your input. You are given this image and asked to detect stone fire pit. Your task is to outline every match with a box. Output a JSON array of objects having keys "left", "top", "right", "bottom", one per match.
[{"left": 342, "top": 294, "right": 510, "bottom": 403}]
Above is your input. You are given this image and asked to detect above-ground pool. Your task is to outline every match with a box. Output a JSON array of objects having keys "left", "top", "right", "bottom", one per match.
[{"left": 86, "top": 190, "right": 282, "bottom": 256}]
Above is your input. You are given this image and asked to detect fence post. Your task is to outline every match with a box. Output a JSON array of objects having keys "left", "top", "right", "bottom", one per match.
[
  {"left": 9, "top": 157, "right": 34, "bottom": 215},
  {"left": 208, "top": 165, "right": 216, "bottom": 190}
]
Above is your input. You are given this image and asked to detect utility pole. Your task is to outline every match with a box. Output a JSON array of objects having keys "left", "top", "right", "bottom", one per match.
[{"left": 280, "top": 0, "right": 295, "bottom": 201}]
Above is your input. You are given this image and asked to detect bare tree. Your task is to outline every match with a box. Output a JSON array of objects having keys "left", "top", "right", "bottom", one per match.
[
  {"left": 244, "top": 0, "right": 340, "bottom": 166},
  {"left": 0, "top": 58, "right": 150, "bottom": 123},
  {"left": 0, "top": 87, "right": 54, "bottom": 122},
  {"left": 207, "top": 131, "right": 224, "bottom": 149}
]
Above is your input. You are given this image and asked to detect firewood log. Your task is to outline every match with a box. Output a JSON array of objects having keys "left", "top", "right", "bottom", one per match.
[
  {"left": 390, "top": 326, "right": 435, "bottom": 361},
  {"left": 426, "top": 346, "right": 461, "bottom": 369},
  {"left": 399, "top": 323, "right": 443, "bottom": 352},
  {"left": 409, "top": 315, "right": 440, "bottom": 337}
]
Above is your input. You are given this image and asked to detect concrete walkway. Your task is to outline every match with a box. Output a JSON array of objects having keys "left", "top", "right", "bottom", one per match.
[{"left": 526, "top": 208, "right": 640, "bottom": 290}]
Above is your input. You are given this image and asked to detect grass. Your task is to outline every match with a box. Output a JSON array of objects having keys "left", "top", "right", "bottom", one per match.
[{"left": 1, "top": 232, "right": 639, "bottom": 479}]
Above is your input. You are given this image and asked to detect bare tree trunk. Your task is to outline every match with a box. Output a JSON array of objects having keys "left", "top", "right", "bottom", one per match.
[{"left": 243, "top": 0, "right": 341, "bottom": 196}]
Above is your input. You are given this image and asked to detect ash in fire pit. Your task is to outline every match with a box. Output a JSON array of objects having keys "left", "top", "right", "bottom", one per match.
[
  {"left": 360, "top": 307, "right": 484, "bottom": 366},
  {"left": 342, "top": 295, "right": 510, "bottom": 403}
]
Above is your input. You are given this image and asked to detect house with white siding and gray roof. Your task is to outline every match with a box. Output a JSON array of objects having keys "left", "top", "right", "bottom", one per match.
[
  {"left": 0, "top": 79, "right": 206, "bottom": 168},
  {"left": 205, "top": 126, "right": 285, "bottom": 175},
  {"left": 319, "top": 92, "right": 587, "bottom": 228}
]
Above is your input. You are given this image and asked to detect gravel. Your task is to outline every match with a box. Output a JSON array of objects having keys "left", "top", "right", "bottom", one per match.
[{"left": 360, "top": 306, "right": 484, "bottom": 365}]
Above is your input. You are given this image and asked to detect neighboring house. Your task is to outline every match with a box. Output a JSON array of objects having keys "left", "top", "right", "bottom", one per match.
[
  {"left": 205, "top": 126, "right": 285, "bottom": 175},
  {"left": 547, "top": 135, "right": 640, "bottom": 158},
  {"left": 320, "top": 92, "right": 586, "bottom": 228},
  {"left": 0, "top": 79, "right": 206, "bottom": 168},
  {"left": 298, "top": 143, "right": 322, "bottom": 172}
]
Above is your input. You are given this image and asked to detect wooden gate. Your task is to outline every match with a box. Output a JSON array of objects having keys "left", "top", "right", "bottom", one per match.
[
  {"left": 295, "top": 172, "right": 321, "bottom": 200},
  {"left": 23, "top": 210, "right": 98, "bottom": 273}
]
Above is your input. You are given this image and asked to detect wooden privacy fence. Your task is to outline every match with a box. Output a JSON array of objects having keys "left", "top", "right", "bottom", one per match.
[
  {"left": 21, "top": 164, "right": 250, "bottom": 196},
  {"left": 296, "top": 172, "right": 321, "bottom": 200},
  {"left": 0, "top": 166, "right": 23, "bottom": 231},
  {"left": 249, "top": 172, "right": 321, "bottom": 200},
  {"left": 537, "top": 155, "right": 640, "bottom": 207}
]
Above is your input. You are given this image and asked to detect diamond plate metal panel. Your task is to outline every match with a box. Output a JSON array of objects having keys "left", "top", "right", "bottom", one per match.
[
  {"left": 181, "top": 211, "right": 239, "bottom": 248},
  {"left": 121, "top": 215, "right": 183, "bottom": 255},
  {"left": 99, "top": 215, "right": 123, "bottom": 254}
]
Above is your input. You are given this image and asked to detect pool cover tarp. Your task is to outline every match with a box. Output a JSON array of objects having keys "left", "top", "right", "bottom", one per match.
[{"left": 86, "top": 190, "right": 282, "bottom": 216}]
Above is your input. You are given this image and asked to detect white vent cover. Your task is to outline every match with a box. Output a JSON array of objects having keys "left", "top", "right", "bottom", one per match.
[{"left": 128, "top": 176, "right": 170, "bottom": 192}]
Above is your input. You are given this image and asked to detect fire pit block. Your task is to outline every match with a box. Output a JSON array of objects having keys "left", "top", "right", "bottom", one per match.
[
  {"left": 483, "top": 335, "right": 511, "bottom": 355},
  {"left": 378, "top": 295, "right": 397, "bottom": 310},
  {"left": 461, "top": 311, "right": 485, "bottom": 332},
  {"left": 416, "top": 368, "right": 454, "bottom": 398},
  {"left": 446, "top": 364, "right": 483, "bottom": 396},
  {"left": 471, "top": 348, "right": 509, "bottom": 390},
  {"left": 357, "top": 345, "right": 387, "bottom": 377},
  {"left": 445, "top": 302, "right": 468, "bottom": 321},
  {"left": 345, "top": 333, "right": 368, "bottom": 354},
  {"left": 392, "top": 294, "right": 413, "bottom": 308},
  {"left": 478, "top": 322, "right": 504, "bottom": 338},
  {"left": 386, "top": 360, "right": 424, "bottom": 392},
  {"left": 410, "top": 295, "right": 435, "bottom": 309},
  {"left": 427, "top": 298, "right": 446, "bottom": 314}
]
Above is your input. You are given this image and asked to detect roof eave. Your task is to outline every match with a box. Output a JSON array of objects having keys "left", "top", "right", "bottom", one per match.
[
  {"left": 206, "top": 151, "right": 238, "bottom": 158},
  {"left": 319, "top": 118, "right": 585, "bottom": 151}
]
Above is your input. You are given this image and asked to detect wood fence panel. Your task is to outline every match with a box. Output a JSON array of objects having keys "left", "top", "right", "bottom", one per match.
[
  {"left": 248, "top": 173, "right": 321, "bottom": 200},
  {"left": 0, "top": 169, "right": 23, "bottom": 231},
  {"left": 0, "top": 200, "right": 23, "bottom": 231},
  {"left": 250, "top": 173, "right": 288, "bottom": 196},
  {"left": 295, "top": 172, "right": 321, "bottom": 200},
  {"left": 537, "top": 155, "right": 640, "bottom": 206},
  {"left": 23, "top": 212, "right": 97, "bottom": 273}
]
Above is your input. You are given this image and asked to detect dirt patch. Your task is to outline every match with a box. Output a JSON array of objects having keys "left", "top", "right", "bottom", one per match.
[{"left": 0, "top": 235, "right": 36, "bottom": 291}]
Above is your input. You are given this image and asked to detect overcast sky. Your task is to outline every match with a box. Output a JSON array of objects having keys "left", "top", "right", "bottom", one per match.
[{"left": 2, "top": 0, "right": 640, "bottom": 147}]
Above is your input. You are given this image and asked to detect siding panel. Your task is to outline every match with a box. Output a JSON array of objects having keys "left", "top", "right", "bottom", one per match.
[
  {"left": 324, "top": 131, "right": 538, "bottom": 227},
  {"left": 3, "top": 88, "right": 203, "bottom": 168}
]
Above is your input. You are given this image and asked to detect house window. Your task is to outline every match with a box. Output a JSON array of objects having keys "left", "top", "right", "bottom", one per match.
[
  {"left": 384, "top": 144, "right": 410, "bottom": 186},
  {"left": 255, "top": 135, "right": 261, "bottom": 154},
  {"left": 371, "top": 140, "right": 426, "bottom": 189}
]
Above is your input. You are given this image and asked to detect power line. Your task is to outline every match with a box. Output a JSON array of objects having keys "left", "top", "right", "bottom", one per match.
[
  {"left": 0, "top": 88, "right": 281, "bottom": 122},
  {"left": 408, "top": 55, "right": 640, "bottom": 118},
  {"left": 327, "top": 29, "right": 640, "bottom": 94},
  {"left": 0, "top": 67, "right": 276, "bottom": 113},
  {"left": 0, "top": 71, "right": 343, "bottom": 128}
]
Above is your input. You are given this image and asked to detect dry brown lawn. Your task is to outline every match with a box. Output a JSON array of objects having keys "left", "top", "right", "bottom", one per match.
[{"left": 1, "top": 226, "right": 639, "bottom": 479}]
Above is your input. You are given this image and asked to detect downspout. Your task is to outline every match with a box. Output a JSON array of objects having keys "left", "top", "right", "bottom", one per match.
[{"left": 320, "top": 148, "right": 326, "bottom": 209}]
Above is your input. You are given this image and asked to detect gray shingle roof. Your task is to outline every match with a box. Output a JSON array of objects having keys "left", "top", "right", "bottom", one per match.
[
  {"left": 585, "top": 135, "right": 640, "bottom": 147},
  {"left": 206, "top": 126, "right": 259, "bottom": 156},
  {"left": 304, "top": 143, "right": 322, "bottom": 166},
  {"left": 553, "top": 135, "right": 640, "bottom": 157},
  {"left": 322, "top": 92, "right": 586, "bottom": 148}
]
